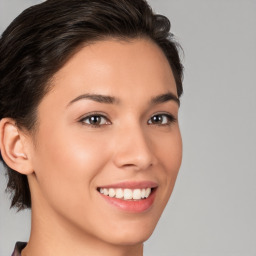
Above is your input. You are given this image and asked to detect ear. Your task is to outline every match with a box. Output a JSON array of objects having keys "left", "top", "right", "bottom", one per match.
[{"left": 0, "top": 118, "right": 34, "bottom": 175}]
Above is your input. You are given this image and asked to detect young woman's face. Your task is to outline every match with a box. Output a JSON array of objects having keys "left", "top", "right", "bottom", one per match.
[{"left": 28, "top": 39, "right": 182, "bottom": 245}]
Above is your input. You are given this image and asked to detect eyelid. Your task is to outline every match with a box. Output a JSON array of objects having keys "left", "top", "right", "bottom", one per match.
[
  {"left": 78, "top": 112, "right": 111, "bottom": 126},
  {"left": 77, "top": 111, "right": 177, "bottom": 127},
  {"left": 148, "top": 112, "right": 177, "bottom": 125}
]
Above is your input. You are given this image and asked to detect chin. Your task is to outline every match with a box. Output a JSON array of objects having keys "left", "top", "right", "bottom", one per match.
[
  {"left": 107, "top": 230, "right": 154, "bottom": 246},
  {"left": 99, "top": 219, "right": 158, "bottom": 246}
]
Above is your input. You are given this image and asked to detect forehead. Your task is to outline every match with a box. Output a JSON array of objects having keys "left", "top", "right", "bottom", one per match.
[{"left": 44, "top": 38, "right": 177, "bottom": 106}]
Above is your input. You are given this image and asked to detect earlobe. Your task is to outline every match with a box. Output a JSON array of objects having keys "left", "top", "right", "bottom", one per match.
[{"left": 0, "top": 118, "right": 33, "bottom": 175}]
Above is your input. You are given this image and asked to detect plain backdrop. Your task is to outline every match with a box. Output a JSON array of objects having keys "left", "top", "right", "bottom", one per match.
[{"left": 0, "top": 0, "right": 256, "bottom": 255}]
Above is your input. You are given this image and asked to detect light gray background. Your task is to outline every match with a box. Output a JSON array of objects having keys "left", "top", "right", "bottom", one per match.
[{"left": 0, "top": 0, "right": 255, "bottom": 255}]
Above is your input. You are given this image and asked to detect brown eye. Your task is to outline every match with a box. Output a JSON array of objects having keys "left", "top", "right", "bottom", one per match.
[
  {"left": 151, "top": 115, "right": 164, "bottom": 124},
  {"left": 148, "top": 114, "right": 176, "bottom": 125},
  {"left": 81, "top": 115, "right": 110, "bottom": 126}
]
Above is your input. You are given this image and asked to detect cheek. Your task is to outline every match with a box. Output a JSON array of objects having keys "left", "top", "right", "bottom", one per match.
[
  {"left": 153, "top": 127, "right": 182, "bottom": 197},
  {"left": 156, "top": 127, "right": 182, "bottom": 174},
  {"left": 31, "top": 125, "right": 110, "bottom": 210}
]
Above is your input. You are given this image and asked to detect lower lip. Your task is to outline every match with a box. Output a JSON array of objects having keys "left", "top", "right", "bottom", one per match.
[{"left": 98, "top": 189, "right": 157, "bottom": 213}]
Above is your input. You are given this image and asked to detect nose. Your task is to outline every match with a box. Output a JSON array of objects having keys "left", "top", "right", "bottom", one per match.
[{"left": 112, "top": 124, "right": 156, "bottom": 171}]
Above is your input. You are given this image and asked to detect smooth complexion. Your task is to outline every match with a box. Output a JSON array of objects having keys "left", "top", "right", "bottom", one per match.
[{"left": 1, "top": 39, "right": 182, "bottom": 256}]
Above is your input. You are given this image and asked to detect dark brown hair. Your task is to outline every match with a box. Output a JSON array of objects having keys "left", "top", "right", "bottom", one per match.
[{"left": 0, "top": 0, "right": 183, "bottom": 210}]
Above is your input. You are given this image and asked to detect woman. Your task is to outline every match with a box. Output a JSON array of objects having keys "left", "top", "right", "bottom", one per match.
[{"left": 0, "top": 0, "right": 183, "bottom": 255}]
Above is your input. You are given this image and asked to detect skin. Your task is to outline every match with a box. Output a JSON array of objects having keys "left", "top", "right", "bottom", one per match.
[{"left": 0, "top": 38, "right": 182, "bottom": 256}]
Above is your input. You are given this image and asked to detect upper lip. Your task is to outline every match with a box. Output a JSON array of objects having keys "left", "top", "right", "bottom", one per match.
[{"left": 97, "top": 181, "right": 158, "bottom": 189}]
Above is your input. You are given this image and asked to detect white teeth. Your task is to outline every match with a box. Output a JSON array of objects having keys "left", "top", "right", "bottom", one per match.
[
  {"left": 141, "top": 188, "right": 146, "bottom": 198},
  {"left": 145, "top": 188, "right": 151, "bottom": 198},
  {"left": 98, "top": 187, "right": 153, "bottom": 200},
  {"left": 109, "top": 188, "right": 115, "bottom": 197},
  {"left": 116, "top": 188, "right": 123, "bottom": 199},
  {"left": 133, "top": 189, "right": 142, "bottom": 200},
  {"left": 103, "top": 188, "right": 109, "bottom": 196},
  {"left": 124, "top": 189, "right": 133, "bottom": 200}
]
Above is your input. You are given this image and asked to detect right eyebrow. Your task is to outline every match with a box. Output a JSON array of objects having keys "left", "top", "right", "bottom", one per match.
[{"left": 67, "top": 93, "right": 119, "bottom": 107}]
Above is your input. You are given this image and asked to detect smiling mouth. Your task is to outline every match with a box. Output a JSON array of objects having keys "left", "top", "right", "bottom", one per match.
[{"left": 97, "top": 187, "right": 155, "bottom": 200}]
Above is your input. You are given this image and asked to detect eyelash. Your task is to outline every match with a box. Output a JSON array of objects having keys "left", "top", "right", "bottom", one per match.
[
  {"left": 79, "top": 113, "right": 176, "bottom": 128},
  {"left": 148, "top": 113, "right": 177, "bottom": 126},
  {"left": 79, "top": 112, "right": 110, "bottom": 128}
]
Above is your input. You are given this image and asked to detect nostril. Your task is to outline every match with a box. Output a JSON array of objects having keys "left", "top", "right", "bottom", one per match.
[{"left": 112, "top": 130, "right": 155, "bottom": 170}]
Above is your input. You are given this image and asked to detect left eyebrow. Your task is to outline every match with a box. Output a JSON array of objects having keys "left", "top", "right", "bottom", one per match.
[{"left": 150, "top": 92, "right": 180, "bottom": 106}]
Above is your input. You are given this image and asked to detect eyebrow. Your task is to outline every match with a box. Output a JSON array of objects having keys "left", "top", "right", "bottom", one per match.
[
  {"left": 151, "top": 92, "right": 180, "bottom": 106},
  {"left": 67, "top": 93, "right": 119, "bottom": 107},
  {"left": 67, "top": 92, "right": 180, "bottom": 107}
]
